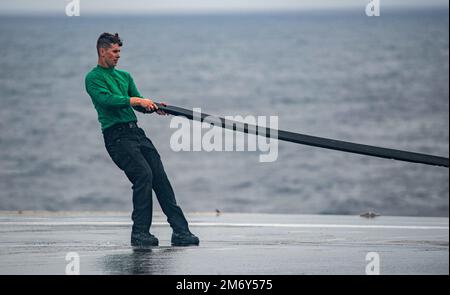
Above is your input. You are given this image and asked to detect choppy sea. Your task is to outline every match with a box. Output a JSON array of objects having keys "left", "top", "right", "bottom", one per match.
[{"left": 0, "top": 9, "right": 448, "bottom": 216}]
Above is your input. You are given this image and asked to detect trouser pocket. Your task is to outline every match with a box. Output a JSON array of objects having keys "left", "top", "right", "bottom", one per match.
[{"left": 105, "top": 138, "right": 135, "bottom": 171}]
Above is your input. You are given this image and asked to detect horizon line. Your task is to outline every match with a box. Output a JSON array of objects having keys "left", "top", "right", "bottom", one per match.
[{"left": 0, "top": 5, "right": 448, "bottom": 17}]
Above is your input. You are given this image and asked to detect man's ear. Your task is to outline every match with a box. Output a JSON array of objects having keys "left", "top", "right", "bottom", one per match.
[{"left": 99, "top": 47, "right": 106, "bottom": 57}]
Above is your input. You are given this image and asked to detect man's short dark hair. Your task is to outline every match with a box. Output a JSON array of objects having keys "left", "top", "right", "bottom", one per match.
[{"left": 96, "top": 32, "right": 122, "bottom": 56}]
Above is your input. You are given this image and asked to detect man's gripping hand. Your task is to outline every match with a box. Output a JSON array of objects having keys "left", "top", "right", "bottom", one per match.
[
  {"left": 130, "top": 97, "right": 168, "bottom": 115},
  {"left": 155, "top": 102, "right": 168, "bottom": 116},
  {"left": 130, "top": 97, "right": 158, "bottom": 112}
]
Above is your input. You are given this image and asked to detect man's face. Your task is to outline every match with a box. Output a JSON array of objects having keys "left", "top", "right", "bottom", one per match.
[{"left": 100, "top": 43, "right": 121, "bottom": 67}]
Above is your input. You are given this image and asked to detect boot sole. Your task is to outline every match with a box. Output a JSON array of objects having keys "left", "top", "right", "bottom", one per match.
[
  {"left": 131, "top": 240, "right": 159, "bottom": 247},
  {"left": 171, "top": 241, "right": 200, "bottom": 246}
]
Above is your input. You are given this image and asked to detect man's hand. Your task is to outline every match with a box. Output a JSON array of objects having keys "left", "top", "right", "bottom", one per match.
[
  {"left": 130, "top": 97, "right": 159, "bottom": 112},
  {"left": 139, "top": 98, "right": 158, "bottom": 112},
  {"left": 156, "top": 102, "right": 168, "bottom": 116},
  {"left": 130, "top": 97, "right": 168, "bottom": 115}
]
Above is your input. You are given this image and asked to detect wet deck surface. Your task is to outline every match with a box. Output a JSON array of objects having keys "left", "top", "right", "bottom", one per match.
[{"left": 0, "top": 212, "right": 448, "bottom": 275}]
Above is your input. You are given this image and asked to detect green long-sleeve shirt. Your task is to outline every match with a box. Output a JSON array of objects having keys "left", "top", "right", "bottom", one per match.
[{"left": 85, "top": 65, "right": 144, "bottom": 131}]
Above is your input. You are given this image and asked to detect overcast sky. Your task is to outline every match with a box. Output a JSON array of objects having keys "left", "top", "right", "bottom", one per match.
[{"left": 1, "top": 0, "right": 448, "bottom": 15}]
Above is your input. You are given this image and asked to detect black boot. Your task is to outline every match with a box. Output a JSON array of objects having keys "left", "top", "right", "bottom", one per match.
[
  {"left": 131, "top": 232, "right": 159, "bottom": 247},
  {"left": 171, "top": 231, "right": 200, "bottom": 246}
]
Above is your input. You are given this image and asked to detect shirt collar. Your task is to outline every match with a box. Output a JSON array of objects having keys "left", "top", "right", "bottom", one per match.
[{"left": 96, "top": 64, "right": 115, "bottom": 73}]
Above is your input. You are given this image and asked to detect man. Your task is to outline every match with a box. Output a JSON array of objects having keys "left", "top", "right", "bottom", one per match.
[{"left": 85, "top": 32, "right": 199, "bottom": 247}]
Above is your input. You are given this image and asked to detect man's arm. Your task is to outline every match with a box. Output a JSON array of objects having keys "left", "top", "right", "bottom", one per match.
[
  {"left": 128, "top": 74, "right": 142, "bottom": 98},
  {"left": 127, "top": 73, "right": 161, "bottom": 113},
  {"left": 85, "top": 73, "right": 157, "bottom": 112},
  {"left": 127, "top": 74, "right": 157, "bottom": 113},
  {"left": 85, "top": 75, "right": 131, "bottom": 108}
]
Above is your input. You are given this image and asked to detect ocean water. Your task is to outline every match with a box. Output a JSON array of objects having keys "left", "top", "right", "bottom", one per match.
[{"left": 0, "top": 10, "right": 448, "bottom": 216}]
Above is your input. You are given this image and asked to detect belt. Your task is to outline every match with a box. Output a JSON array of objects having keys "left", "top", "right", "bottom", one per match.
[{"left": 103, "top": 121, "right": 138, "bottom": 137}]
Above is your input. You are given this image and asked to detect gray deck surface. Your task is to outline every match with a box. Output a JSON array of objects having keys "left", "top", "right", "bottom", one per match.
[{"left": 0, "top": 211, "right": 448, "bottom": 275}]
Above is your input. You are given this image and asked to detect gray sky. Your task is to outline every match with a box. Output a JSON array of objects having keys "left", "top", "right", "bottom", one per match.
[{"left": 1, "top": 0, "right": 448, "bottom": 15}]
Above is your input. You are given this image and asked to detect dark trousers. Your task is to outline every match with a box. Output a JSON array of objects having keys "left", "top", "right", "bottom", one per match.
[{"left": 103, "top": 121, "right": 189, "bottom": 234}]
